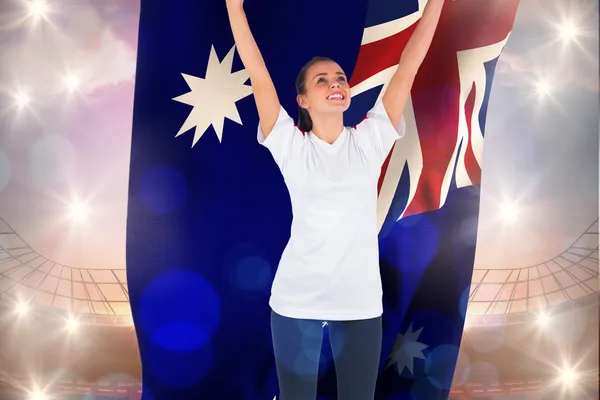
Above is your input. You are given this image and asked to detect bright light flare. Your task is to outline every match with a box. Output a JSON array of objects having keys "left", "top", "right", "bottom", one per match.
[
  {"left": 16, "top": 301, "right": 30, "bottom": 316},
  {"left": 534, "top": 79, "right": 552, "bottom": 97},
  {"left": 25, "top": 0, "right": 50, "bottom": 22},
  {"left": 66, "top": 315, "right": 79, "bottom": 333},
  {"left": 557, "top": 20, "right": 581, "bottom": 43},
  {"left": 67, "top": 200, "right": 90, "bottom": 223},
  {"left": 15, "top": 91, "right": 31, "bottom": 109},
  {"left": 64, "top": 72, "right": 81, "bottom": 93},
  {"left": 536, "top": 312, "right": 550, "bottom": 328},
  {"left": 499, "top": 201, "right": 520, "bottom": 224},
  {"left": 28, "top": 386, "right": 48, "bottom": 400},
  {"left": 558, "top": 366, "right": 579, "bottom": 387}
]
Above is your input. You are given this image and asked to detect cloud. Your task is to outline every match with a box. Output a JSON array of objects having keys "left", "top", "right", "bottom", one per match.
[
  {"left": 65, "top": 9, "right": 136, "bottom": 93},
  {"left": 573, "top": 74, "right": 599, "bottom": 93},
  {"left": 497, "top": 51, "right": 533, "bottom": 74},
  {"left": 497, "top": 51, "right": 598, "bottom": 93},
  {"left": 0, "top": 3, "right": 136, "bottom": 98},
  {"left": 104, "top": 3, "right": 120, "bottom": 14},
  {"left": 494, "top": 0, "right": 599, "bottom": 94}
]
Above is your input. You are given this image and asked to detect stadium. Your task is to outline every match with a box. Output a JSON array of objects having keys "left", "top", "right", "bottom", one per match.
[
  {"left": 0, "top": 0, "right": 598, "bottom": 399},
  {"left": 0, "top": 217, "right": 597, "bottom": 399}
]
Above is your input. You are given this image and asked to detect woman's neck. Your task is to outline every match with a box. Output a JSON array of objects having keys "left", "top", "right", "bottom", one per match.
[{"left": 310, "top": 112, "right": 344, "bottom": 144}]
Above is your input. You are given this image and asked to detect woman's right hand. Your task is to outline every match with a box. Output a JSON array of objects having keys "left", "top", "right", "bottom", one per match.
[{"left": 226, "top": 0, "right": 244, "bottom": 9}]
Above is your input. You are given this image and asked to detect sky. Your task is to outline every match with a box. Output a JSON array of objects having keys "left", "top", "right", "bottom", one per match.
[{"left": 0, "top": 0, "right": 597, "bottom": 272}]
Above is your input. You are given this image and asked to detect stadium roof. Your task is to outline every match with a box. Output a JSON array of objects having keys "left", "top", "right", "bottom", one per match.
[
  {"left": 0, "top": 218, "right": 130, "bottom": 317},
  {"left": 468, "top": 220, "right": 598, "bottom": 316},
  {"left": 0, "top": 218, "right": 597, "bottom": 321}
]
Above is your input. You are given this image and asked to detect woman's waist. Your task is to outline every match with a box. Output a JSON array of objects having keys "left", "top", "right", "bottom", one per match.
[
  {"left": 289, "top": 212, "right": 377, "bottom": 236},
  {"left": 281, "top": 234, "right": 379, "bottom": 269}
]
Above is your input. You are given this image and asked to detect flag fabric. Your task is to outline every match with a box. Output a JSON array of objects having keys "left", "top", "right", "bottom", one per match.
[
  {"left": 350, "top": 1, "right": 520, "bottom": 399},
  {"left": 126, "top": 0, "right": 520, "bottom": 399}
]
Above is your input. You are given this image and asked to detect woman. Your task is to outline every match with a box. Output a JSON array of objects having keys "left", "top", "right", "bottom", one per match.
[{"left": 226, "top": 1, "right": 444, "bottom": 399}]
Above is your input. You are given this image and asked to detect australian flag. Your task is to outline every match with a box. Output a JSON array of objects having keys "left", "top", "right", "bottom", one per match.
[{"left": 126, "top": 0, "right": 521, "bottom": 399}]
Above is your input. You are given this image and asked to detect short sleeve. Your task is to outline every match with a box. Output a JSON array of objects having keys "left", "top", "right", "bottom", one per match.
[
  {"left": 355, "top": 99, "right": 406, "bottom": 164},
  {"left": 257, "top": 106, "right": 303, "bottom": 169}
]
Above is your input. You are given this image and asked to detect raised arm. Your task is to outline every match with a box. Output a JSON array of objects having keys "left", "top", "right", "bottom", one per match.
[
  {"left": 382, "top": 0, "right": 445, "bottom": 128},
  {"left": 226, "top": 0, "right": 280, "bottom": 137}
]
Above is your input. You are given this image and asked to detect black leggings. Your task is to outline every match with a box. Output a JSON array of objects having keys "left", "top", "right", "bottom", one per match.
[{"left": 271, "top": 310, "right": 382, "bottom": 400}]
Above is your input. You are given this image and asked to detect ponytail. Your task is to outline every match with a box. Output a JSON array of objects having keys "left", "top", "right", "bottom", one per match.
[
  {"left": 295, "top": 56, "right": 334, "bottom": 134},
  {"left": 297, "top": 106, "right": 313, "bottom": 133}
]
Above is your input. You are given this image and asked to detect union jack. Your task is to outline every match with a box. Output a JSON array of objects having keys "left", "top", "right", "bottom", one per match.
[{"left": 348, "top": 0, "right": 520, "bottom": 225}]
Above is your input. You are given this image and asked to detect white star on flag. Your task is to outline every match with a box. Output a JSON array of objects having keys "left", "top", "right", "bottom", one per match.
[
  {"left": 386, "top": 323, "right": 429, "bottom": 376},
  {"left": 172, "top": 44, "right": 253, "bottom": 146}
]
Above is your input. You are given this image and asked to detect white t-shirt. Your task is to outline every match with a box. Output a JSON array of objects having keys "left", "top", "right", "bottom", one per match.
[{"left": 257, "top": 100, "right": 406, "bottom": 321}]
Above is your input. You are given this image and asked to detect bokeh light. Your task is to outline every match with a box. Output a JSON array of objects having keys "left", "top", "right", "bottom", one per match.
[
  {"left": 425, "top": 344, "right": 462, "bottom": 390},
  {"left": 29, "top": 134, "right": 77, "bottom": 183},
  {"left": 458, "top": 216, "right": 479, "bottom": 247},
  {"left": 548, "top": 308, "right": 590, "bottom": 346},
  {"left": 270, "top": 318, "right": 324, "bottom": 378},
  {"left": 231, "top": 256, "right": 272, "bottom": 291},
  {"left": 465, "top": 361, "right": 500, "bottom": 395},
  {"left": 145, "top": 340, "right": 214, "bottom": 388},
  {"left": 450, "top": 350, "right": 471, "bottom": 388},
  {"left": 140, "top": 166, "right": 188, "bottom": 214},
  {"left": 468, "top": 324, "right": 507, "bottom": 353},
  {"left": 385, "top": 215, "right": 440, "bottom": 273},
  {"left": 0, "top": 150, "right": 11, "bottom": 193},
  {"left": 140, "top": 269, "right": 221, "bottom": 352}
]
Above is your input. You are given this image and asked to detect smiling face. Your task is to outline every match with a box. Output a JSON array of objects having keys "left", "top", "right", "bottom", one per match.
[{"left": 297, "top": 60, "right": 351, "bottom": 115}]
